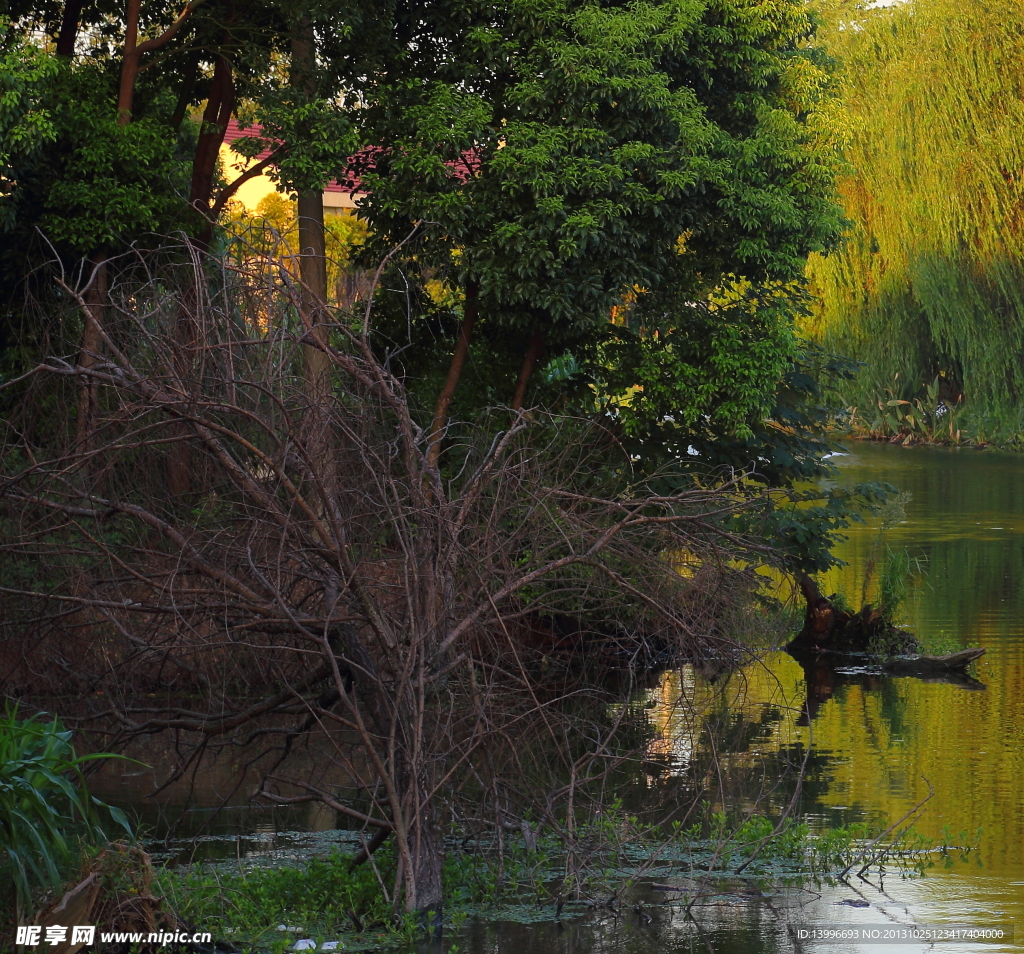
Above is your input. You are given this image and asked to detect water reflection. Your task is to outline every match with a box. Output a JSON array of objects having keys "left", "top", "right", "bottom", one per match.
[
  {"left": 627, "top": 442, "right": 1024, "bottom": 953},
  {"left": 789, "top": 653, "right": 985, "bottom": 725}
]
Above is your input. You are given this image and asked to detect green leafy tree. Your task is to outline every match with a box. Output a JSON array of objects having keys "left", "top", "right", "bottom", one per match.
[
  {"left": 353, "top": 0, "right": 847, "bottom": 477},
  {"left": 0, "top": 24, "right": 58, "bottom": 231}
]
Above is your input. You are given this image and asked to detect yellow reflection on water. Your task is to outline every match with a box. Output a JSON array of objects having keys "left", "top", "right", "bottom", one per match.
[{"left": 648, "top": 442, "right": 1024, "bottom": 939}]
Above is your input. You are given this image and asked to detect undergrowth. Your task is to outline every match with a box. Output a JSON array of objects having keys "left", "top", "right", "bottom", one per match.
[{"left": 0, "top": 708, "right": 132, "bottom": 924}]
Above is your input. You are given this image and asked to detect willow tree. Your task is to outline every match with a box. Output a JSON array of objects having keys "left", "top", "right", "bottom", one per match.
[{"left": 805, "top": 0, "right": 1024, "bottom": 437}]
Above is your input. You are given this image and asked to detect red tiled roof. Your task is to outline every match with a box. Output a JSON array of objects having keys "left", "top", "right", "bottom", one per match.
[
  {"left": 224, "top": 119, "right": 363, "bottom": 194},
  {"left": 223, "top": 119, "right": 479, "bottom": 195}
]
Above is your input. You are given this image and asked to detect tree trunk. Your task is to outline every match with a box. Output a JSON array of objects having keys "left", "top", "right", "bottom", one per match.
[
  {"left": 427, "top": 283, "right": 478, "bottom": 469},
  {"left": 189, "top": 54, "right": 235, "bottom": 226},
  {"left": 170, "top": 54, "right": 200, "bottom": 132},
  {"left": 291, "top": 20, "right": 335, "bottom": 515},
  {"left": 165, "top": 53, "right": 235, "bottom": 497},
  {"left": 56, "top": 0, "right": 85, "bottom": 56},
  {"left": 409, "top": 814, "right": 444, "bottom": 922},
  {"left": 789, "top": 572, "right": 918, "bottom": 655},
  {"left": 117, "top": 0, "right": 141, "bottom": 123},
  {"left": 511, "top": 327, "right": 544, "bottom": 411},
  {"left": 75, "top": 256, "right": 107, "bottom": 456},
  {"left": 297, "top": 191, "right": 331, "bottom": 397},
  {"left": 397, "top": 770, "right": 444, "bottom": 919},
  {"left": 118, "top": 0, "right": 209, "bottom": 124}
]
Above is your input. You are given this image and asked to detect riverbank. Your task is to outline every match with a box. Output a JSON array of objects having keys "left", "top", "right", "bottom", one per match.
[
  {"left": 836, "top": 400, "right": 1024, "bottom": 449},
  {"left": 10, "top": 444, "right": 1022, "bottom": 953}
]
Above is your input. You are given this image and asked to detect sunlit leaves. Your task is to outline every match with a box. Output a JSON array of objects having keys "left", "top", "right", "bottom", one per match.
[{"left": 805, "top": 0, "right": 1024, "bottom": 434}]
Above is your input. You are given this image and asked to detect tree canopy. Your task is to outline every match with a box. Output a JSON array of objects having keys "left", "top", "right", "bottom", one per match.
[
  {"left": 0, "top": 0, "right": 873, "bottom": 919},
  {"left": 351, "top": 0, "right": 848, "bottom": 484}
]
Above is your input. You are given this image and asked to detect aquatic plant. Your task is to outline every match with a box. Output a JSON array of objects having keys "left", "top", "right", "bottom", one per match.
[
  {"left": 854, "top": 377, "right": 970, "bottom": 445},
  {"left": 916, "top": 631, "right": 978, "bottom": 657},
  {"left": 156, "top": 806, "right": 982, "bottom": 951}
]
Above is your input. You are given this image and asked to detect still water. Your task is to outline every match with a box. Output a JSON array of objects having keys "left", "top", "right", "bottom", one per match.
[
  {"left": 95, "top": 441, "right": 1023, "bottom": 953},
  {"left": 458, "top": 441, "right": 1024, "bottom": 954}
]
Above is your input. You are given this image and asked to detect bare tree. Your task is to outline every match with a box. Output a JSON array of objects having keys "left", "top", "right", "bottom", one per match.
[{"left": 0, "top": 240, "right": 781, "bottom": 916}]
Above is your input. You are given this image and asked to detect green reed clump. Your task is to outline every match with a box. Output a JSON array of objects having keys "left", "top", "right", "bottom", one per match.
[
  {"left": 878, "top": 547, "right": 913, "bottom": 623},
  {"left": 0, "top": 707, "right": 132, "bottom": 919}
]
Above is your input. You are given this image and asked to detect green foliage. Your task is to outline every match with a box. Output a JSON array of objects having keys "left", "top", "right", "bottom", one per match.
[
  {"left": 35, "top": 68, "right": 192, "bottom": 252},
  {"left": 916, "top": 630, "right": 976, "bottom": 657},
  {"left": 362, "top": 0, "right": 846, "bottom": 420},
  {"left": 156, "top": 804, "right": 982, "bottom": 948},
  {"left": 853, "top": 377, "right": 970, "bottom": 445},
  {"left": 878, "top": 547, "right": 913, "bottom": 623},
  {"left": 160, "top": 841, "right": 563, "bottom": 948},
  {"left": 160, "top": 850, "right": 394, "bottom": 948},
  {"left": 231, "top": 92, "right": 360, "bottom": 197},
  {"left": 0, "top": 707, "right": 132, "bottom": 916},
  {"left": 0, "top": 0, "right": 380, "bottom": 355},
  {"left": 0, "top": 22, "right": 58, "bottom": 230},
  {"left": 805, "top": 0, "right": 1024, "bottom": 440},
  {"left": 0, "top": 55, "right": 193, "bottom": 352},
  {"left": 595, "top": 288, "right": 798, "bottom": 443}
]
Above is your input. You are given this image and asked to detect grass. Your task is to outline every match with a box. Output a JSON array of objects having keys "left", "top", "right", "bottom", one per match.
[{"left": 916, "top": 630, "right": 979, "bottom": 657}]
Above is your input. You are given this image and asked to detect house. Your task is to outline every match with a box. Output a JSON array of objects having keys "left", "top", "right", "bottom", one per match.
[{"left": 220, "top": 119, "right": 366, "bottom": 215}]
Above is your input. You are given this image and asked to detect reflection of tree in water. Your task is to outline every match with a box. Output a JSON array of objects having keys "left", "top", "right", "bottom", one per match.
[
  {"left": 630, "top": 666, "right": 839, "bottom": 827},
  {"left": 823, "top": 444, "right": 1024, "bottom": 650},
  {"left": 460, "top": 900, "right": 788, "bottom": 954},
  {"left": 792, "top": 652, "right": 981, "bottom": 730}
]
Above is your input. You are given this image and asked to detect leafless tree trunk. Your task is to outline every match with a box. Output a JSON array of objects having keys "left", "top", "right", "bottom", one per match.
[
  {"left": 427, "top": 282, "right": 478, "bottom": 469},
  {"left": 0, "top": 240, "right": 780, "bottom": 916},
  {"left": 75, "top": 256, "right": 106, "bottom": 456},
  {"left": 511, "top": 327, "right": 545, "bottom": 411}
]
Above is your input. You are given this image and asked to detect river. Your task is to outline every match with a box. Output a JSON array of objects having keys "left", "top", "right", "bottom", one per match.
[
  {"left": 91, "top": 440, "right": 1024, "bottom": 953},
  {"left": 451, "top": 441, "right": 1023, "bottom": 953}
]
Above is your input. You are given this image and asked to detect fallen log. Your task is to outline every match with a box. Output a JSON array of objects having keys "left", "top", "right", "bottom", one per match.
[{"left": 882, "top": 647, "right": 986, "bottom": 674}]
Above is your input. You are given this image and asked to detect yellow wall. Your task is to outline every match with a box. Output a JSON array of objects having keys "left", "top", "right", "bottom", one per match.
[{"left": 219, "top": 142, "right": 361, "bottom": 214}]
